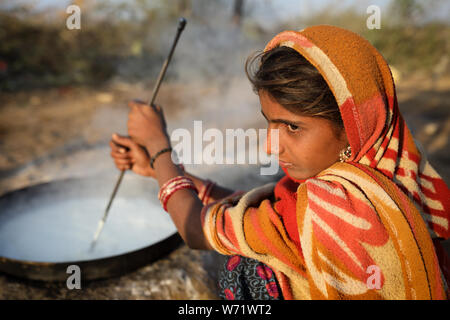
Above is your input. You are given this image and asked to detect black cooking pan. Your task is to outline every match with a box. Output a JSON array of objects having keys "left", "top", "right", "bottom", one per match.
[
  {"left": 0, "top": 17, "right": 189, "bottom": 282},
  {"left": 0, "top": 18, "right": 189, "bottom": 282},
  {"left": 0, "top": 174, "right": 182, "bottom": 281}
]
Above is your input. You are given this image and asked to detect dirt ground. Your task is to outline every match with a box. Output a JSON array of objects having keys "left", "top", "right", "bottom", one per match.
[{"left": 0, "top": 73, "right": 449, "bottom": 299}]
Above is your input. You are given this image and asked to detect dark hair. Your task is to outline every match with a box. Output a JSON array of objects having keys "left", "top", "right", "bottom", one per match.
[{"left": 245, "top": 46, "right": 344, "bottom": 130}]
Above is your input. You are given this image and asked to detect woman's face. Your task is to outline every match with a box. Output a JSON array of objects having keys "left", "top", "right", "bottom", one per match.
[{"left": 259, "top": 91, "right": 348, "bottom": 180}]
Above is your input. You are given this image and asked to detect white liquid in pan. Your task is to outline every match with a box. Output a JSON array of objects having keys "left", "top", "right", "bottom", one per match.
[{"left": 0, "top": 197, "right": 177, "bottom": 262}]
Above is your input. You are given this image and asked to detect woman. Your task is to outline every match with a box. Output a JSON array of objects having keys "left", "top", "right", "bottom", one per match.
[{"left": 110, "top": 25, "right": 450, "bottom": 299}]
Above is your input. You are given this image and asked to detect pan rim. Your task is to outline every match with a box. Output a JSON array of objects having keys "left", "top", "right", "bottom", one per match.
[{"left": 0, "top": 176, "right": 182, "bottom": 281}]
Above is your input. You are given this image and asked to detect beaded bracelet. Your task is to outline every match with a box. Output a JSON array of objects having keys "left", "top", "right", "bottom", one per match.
[
  {"left": 158, "top": 176, "right": 198, "bottom": 212},
  {"left": 150, "top": 147, "right": 172, "bottom": 169},
  {"left": 198, "top": 180, "right": 216, "bottom": 205}
]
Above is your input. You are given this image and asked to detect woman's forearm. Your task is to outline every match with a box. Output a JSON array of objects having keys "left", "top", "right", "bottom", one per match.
[
  {"left": 151, "top": 151, "right": 213, "bottom": 250},
  {"left": 183, "top": 171, "right": 236, "bottom": 203}
]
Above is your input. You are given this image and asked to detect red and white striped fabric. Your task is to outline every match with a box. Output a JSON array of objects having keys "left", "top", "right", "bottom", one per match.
[{"left": 201, "top": 25, "right": 450, "bottom": 300}]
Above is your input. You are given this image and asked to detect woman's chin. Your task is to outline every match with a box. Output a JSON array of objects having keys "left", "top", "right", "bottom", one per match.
[
  {"left": 283, "top": 168, "right": 305, "bottom": 180},
  {"left": 284, "top": 167, "right": 310, "bottom": 181}
]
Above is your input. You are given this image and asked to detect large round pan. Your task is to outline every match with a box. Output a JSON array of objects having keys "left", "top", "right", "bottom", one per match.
[{"left": 0, "top": 174, "right": 182, "bottom": 281}]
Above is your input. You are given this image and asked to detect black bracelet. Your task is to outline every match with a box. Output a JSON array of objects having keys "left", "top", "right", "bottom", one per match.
[{"left": 150, "top": 147, "right": 172, "bottom": 169}]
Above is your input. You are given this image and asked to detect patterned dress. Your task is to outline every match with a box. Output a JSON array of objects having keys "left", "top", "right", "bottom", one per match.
[{"left": 218, "top": 255, "right": 283, "bottom": 300}]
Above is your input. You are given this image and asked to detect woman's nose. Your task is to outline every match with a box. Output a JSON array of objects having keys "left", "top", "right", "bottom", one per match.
[{"left": 266, "top": 128, "right": 282, "bottom": 155}]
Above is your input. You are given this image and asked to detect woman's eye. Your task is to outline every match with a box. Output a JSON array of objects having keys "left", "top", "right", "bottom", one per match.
[{"left": 287, "top": 124, "right": 299, "bottom": 132}]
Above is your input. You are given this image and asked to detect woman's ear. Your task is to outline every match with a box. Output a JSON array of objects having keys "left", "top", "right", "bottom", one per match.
[
  {"left": 335, "top": 125, "right": 348, "bottom": 146},
  {"left": 341, "top": 129, "right": 349, "bottom": 146}
]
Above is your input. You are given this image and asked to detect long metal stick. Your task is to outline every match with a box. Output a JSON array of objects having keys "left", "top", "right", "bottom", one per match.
[
  {"left": 90, "top": 170, "right": 125, "bottom": 249},
  {"left": 149, "top": 18, "right": 186, "bottom": 106},
  {"left": 90, "top": 17, "right": 187, "bottom": 250}
]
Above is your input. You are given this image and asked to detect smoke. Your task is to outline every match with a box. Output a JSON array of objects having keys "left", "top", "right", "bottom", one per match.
[{"left": 0, "top": 1, "right": 281, "bottom": 199}]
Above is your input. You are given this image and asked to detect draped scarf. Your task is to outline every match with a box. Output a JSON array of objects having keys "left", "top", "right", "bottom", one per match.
[{"left": 202, "top": 25, "right": 450, "bottom": 300}]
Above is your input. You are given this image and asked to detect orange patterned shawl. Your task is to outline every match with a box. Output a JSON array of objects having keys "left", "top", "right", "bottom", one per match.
[{"left": 201, "top": 25, "right": 450, "bottom": 299}]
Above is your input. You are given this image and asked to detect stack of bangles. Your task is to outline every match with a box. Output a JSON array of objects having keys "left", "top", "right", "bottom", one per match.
[
  {"left": 158, "top": 176, "right": 197, "bottom": 212},
  {"left": 198, "top": 180, "right": 216, "bottom": 206},
  {"left": 157, "top": 176, "right": 216, "bottom": 212}
]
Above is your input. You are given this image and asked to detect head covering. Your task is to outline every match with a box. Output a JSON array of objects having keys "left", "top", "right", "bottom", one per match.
[
  {"left": 266, "top": 25, "right": 449, "bottom": 240},
  {"left": 202, "top": 25, "right": 450, "bottom": 299}
]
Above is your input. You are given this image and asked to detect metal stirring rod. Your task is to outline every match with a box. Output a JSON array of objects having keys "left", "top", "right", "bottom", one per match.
[
  {"left": 90, "top": 169, "right": 125, "bottom": 249},
  {"left": 90, "top": 17, "right": 187, "bottom": 250}
]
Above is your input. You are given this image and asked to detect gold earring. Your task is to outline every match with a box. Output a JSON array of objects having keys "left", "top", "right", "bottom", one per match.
[{"left": 339, "top": 145, "right": 352, "bottom": 162}]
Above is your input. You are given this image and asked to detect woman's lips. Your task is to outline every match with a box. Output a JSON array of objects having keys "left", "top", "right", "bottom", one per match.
[{"left": 279, "top": 160, "right": 293, "bottom": 168}]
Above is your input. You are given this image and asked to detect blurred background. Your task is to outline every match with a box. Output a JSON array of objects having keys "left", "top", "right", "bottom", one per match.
[{"left": 0, "top": 0, "right": 449, "bottom": 299}]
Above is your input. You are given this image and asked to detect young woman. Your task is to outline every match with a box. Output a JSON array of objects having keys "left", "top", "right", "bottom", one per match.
[{"left": 110, "top": 25, "right": 450, "bottom": 300}]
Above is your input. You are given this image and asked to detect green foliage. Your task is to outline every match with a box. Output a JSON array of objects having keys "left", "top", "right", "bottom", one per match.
[
  {"left": 0, "top": 0, "right": 448, "bottom": 92},
  {"left": 389, "top": 0, "right": 425, "bottom": 25},
  {"left": 0, "top": 12, "right": 113, "bottom": 90},
  {"left": 0, "top": 0, "right": 180, "bottom": 91},
  {"left": 362, "top": 22, "right": 449, "bottom": 73}
]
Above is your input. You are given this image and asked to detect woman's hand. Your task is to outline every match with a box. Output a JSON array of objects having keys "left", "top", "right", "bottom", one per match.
[
  {"left": 109, "top": 133, "right": 155, "bottom": 178},
  {"left": 127, "top": 99, "right": 171, "bottom": 156}
]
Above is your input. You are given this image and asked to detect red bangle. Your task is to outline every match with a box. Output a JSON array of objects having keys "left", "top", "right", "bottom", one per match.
[
  {"left": 203, "top": 181, "right": 215, "bottom": 204},
  {"left": 162, "top": 183, "right": 197, "bottom": 212},
  {"left": 158, "top": 176, "right": 198, "bottom": 212},
  {"left": 158, "top": 176, "right": 186, "bottom": 200},
  {"left": 198, "top": 180, "right": 216, "bottom": 205},
  {"left": 159, "top": 180, "right": 193, "bottom": 206}
]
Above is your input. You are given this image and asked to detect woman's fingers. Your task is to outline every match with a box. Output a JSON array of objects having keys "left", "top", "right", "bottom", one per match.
[
  {"left": 128, "top": 100, "right": 162, "bottom": 118},
  {"left": 109, "top": 140, "right": 127, "bottom": 153},
  {"left": 109, "top": 140, "right": 130, "bottom": 159},
  {"left": 109, "top": 138, "right": 132, "bottom": 170},
  {"left": 155, "top": 104, "right": 167, "bottom": 128},
  {"left": 111, "top": 133, "right": 138, "bottom": 149},
  {"left": 128, "top": 99, "right": 147, "bottom": 108},
  {"left": 114, "top": 158, "right": 132, "bottom": 165},
  {"left": 126, "top": 99, "right": 168, "bottom": 150},
  {"left": 110, "top": 150, "right": 129, "bottom": 159},
  {"left": 114, "top": 158, "right": 132, "bottom": 171},
  {"left": 116, "top": 163, "right": 131, "bottom": 171}
]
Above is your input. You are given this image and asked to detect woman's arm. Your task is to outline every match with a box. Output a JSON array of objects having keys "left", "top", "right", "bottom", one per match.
[
  {"left": 150, "top": 151, "right": 214, "bottom": 250},
  {"left": 110, "top": 134, "right": 235, "bottom": 203},
  {"left": 183, "top": 171, "right": 235, "bottom": 204},
  {"left": 110, "top": 134, "right": 236, "bottom": 203},
  {"left": 114, "top": 99, "right": 236, "bottom": 250}
]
